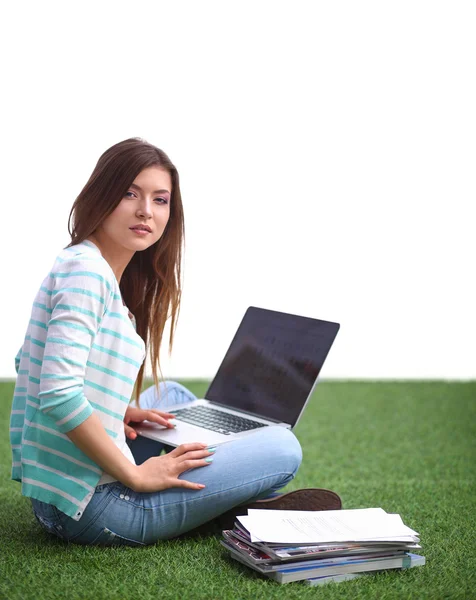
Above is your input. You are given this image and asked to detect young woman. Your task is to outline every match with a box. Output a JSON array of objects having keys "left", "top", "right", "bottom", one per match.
[{"left": 9, "top": 138, "right": 341, "bottom": 546}]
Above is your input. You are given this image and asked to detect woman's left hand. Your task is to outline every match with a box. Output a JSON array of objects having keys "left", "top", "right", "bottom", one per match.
[{"left": 123, "top": 406, "right": 176, "bottom": 440}]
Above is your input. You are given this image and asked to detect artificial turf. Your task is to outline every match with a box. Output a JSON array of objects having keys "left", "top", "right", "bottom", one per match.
[{"left": 1, "top": 380, "right": 475, "bottom": 599}]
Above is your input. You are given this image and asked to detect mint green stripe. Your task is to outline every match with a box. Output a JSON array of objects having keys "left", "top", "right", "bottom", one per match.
[
  {"left": 33, "top": 302, "right": 52, "bottom": 314},
  {"left": 37, "top": 388, "right": 82, "bottom": 404},
  {"left": 10, "top": 414, "right": 24, "bottom": 428},
  {"left": 23, "top": 419, "right": 73, "bottom": 449},
  {"left": 23, "top": 462, "right": 92, "bottom": 497},
  {"left": 113, "top": 293, "right": 121, "bottom": 301},
  {"left": 27, "top": 394, "right": 40, "bottom": 404},
  {"left": 49, "top": 319, "right": 95, "bottom": 336},
  {"left": 46, "top": 337, "right": 90, "bottom": 352},
  {"left": 25, "top": 404, "right": 38, "bottom": 421},
  {"left": 30, "top": 356, "right": 42, "bottom": 366},
  {"left": 10, "top": 433, "right": 22, "bottom": 446},
  {"left": 56, "top": 255, "right": 100, "bottom": 264},
  {"left": 98, "top": 327, "right": 142, "bottom": 349},
  {"left": 18, "top": 369, "right": 28, "bottom": 375},
  {"left": 92, "top": 343, "right": 141, "bottom": 367},
  {"left": 86, "top": 361, "right": 134, "bottom": 385},
  {"left": 30, "top": 337, "right": 46, "bottom": 349},
  {"left": 58, "top": 402, "right": 93, "bottom": 434},
  {"left": 50, "top": 270, "right": 104, "bottom": 282},
  {"left": 44, "top": 355, "right": 83, "bottom": 368},
  {"left": 55, "top": 304, "right": 101, "bottom": 323},
  {"left": 40, "top": 374, "right": 75, "bottom": 381},
  {"left": 30, "top": 319, "right": 47, "bottom": 329},
  {"left": 84, "top": 380, "right": 130, "bottom": 403},
  {"left": 28, "top": 376, "right": 40, "bottom": 384},
  {"left": 21, "top": 481, "right": 81, "bottom": 517},
  {"left": 50, "top": 270, "right": 112, "bottom": 292},
  {"left": 40, "top": 286, "right": 53, "bottom": 296},
  {"left": 108, "top": 312, "right": 130, "bottom": 323},
  {"left": 89, "top": 401, "right": 123, "bottom": 421},
  {"left": 16, "top": 387, "right": 27, "bottom": 392},
  {"left": 105, "top": 428, "right": 118, "bottom": 439},
  {"left": 22, "top": 437, "right": 99, "bottom": 472},
  {"left": 51, "top": 287, "right": 105, "bottom": 304}
]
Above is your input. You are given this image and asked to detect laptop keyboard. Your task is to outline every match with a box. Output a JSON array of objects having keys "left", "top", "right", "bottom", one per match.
[{"left": 171, "top": 405, "right": 267, "bottom": 435}]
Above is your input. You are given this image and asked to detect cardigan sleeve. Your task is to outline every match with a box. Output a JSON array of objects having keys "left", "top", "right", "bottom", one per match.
[{"left": 38, "top": 257, "right": 114, "bottom": 433}]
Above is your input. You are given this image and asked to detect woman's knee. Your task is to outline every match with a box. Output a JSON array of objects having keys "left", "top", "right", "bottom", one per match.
[
  {"left": 260, "top": 426, "right": 303, "bottom": 475},
  {"left": 156, "top": 381, "right": 196, "bottom": 407}
]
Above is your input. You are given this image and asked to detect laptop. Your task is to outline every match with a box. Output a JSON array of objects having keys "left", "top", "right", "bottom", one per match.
[{"left": 133, "top": 307, "right": 340, "bottom": 446}]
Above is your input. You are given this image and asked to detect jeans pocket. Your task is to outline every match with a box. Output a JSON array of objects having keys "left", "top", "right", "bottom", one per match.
[{"left": 89, "top": 526, "right": 147, "bottom": 547}]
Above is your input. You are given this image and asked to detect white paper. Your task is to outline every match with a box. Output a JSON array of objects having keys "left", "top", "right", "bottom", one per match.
[{"left": 238, "top": 508, "right": 420, "bottom": 544}]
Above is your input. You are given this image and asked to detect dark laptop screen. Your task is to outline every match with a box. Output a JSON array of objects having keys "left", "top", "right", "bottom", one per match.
[{"left": 205, "top": 307, "right": 340, "bottom": 426}]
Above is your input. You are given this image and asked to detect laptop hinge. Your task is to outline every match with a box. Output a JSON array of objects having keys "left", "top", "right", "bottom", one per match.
[{"left": 206, "top": 400, "right": 283, "bottom": 424}]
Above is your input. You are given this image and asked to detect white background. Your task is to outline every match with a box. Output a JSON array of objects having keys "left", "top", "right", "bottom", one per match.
[{"left": 0, "top": 1, "right": 474, "bottom": 380}]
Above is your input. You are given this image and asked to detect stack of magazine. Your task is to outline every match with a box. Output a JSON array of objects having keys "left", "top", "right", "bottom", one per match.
[{"left": 220, "top": 507, "right": 425, "bottom": 585}]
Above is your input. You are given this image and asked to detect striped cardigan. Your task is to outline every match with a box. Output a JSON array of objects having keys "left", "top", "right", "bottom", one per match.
[{"left": 10, "top": 240, "right": 146, "bottom": 520}]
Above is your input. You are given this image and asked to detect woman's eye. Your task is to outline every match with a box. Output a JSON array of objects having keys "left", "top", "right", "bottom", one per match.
[{"left": 124, "top": 191, "right": 168, "bottom": 204}]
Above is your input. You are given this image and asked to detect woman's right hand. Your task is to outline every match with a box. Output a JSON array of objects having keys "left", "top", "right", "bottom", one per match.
[{"left": 131, "top": 443, "right": 214, "bottom": 492}]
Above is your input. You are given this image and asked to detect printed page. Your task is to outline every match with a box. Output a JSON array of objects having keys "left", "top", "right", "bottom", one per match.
[{"left": 239, "top": 508, "right": 419, "bottom": 544}]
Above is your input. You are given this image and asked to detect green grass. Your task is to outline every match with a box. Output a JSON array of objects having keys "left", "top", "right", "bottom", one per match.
[{"left": 1, "top": 380, "right": 475, "bottom": 599}]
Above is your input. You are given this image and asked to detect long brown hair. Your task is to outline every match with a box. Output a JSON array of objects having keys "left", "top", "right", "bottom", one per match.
[{"left": 67, "top": 137, "right": 184, "bottom": 404}]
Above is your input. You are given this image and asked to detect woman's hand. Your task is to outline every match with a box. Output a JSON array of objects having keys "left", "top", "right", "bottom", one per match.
[
  {"left": 132, "top": 443, "right": 214, "bottom": 492},
  {"left": 123, "top": 405, "right": 176, "bottom": 440}
]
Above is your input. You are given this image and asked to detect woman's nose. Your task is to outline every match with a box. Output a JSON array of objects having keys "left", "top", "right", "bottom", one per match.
[{"left": 136, "top": 198, "right": 153, "bottom": 218}]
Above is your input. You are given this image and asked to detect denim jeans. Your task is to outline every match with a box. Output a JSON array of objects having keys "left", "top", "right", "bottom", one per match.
[{"left": 31, "top": 381, "right": 302, "bottom": 546}]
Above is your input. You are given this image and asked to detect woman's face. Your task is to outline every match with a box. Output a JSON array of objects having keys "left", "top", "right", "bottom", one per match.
[{"left": 96, "top": 166, "right": 172, "bottom": 253}]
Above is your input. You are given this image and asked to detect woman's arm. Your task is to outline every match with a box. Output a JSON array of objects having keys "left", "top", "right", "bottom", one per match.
[
  {"left": 39, "top": 255, "right": 213, "bottom": 491},
  {"left": 66, "top": 411, "right": 138, "bottom": 487},
  {"left": 67, "top": 411, "right": 213, "bottom": 492},
  {"left": 37, "top": 257, "right": 113, "bottom": 432}
]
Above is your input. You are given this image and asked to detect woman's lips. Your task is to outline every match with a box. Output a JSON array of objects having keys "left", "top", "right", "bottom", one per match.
[{"left": 129, "top": 227, "right": 151, "bottom": 236}]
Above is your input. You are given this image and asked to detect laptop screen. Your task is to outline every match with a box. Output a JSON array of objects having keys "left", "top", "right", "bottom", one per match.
[{"left": 205, "top": 307, "right": 340, "bottom": 426}]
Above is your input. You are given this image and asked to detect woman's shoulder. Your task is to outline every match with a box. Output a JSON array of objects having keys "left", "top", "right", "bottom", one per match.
[
  {"left": 48, "top": 240, "right": 118, "bottom": 296},
  {"left": 52, "top": 240, "right": 114, "bottom": 280}
]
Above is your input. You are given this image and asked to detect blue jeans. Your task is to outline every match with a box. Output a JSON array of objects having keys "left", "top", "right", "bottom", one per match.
[{"left": 31, "top": 381, "right": 302, "bottom": 546}]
